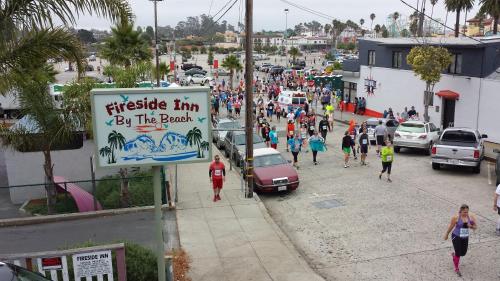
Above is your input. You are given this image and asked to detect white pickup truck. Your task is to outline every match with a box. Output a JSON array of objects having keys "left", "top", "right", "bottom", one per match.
[{"left": 431, "top": 128, "right": 488, "bottom": 173}]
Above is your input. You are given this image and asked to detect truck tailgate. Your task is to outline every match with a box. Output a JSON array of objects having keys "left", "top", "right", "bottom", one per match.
[{"left": 434, "top": 144, "right": 476, "bottom": 160}]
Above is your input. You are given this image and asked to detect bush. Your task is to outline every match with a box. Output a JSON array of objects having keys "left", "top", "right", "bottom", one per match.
[
  {"left": 25, "top": 195, "right": 78, "bottom": 215},
  {"left": 96, "top": 170, "right": 154, "bottom": 209}
]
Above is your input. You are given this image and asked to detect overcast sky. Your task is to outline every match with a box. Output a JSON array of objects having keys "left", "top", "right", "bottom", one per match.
[{"left": 73, "top": 0, "right": 480, "bottom": 31}]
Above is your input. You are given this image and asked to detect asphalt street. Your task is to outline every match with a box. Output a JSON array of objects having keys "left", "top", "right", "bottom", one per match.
[
  {"left": 248, "top": 115, "right": 500, "bottom": 281},
  {"left": 0, "top": 210, "right": 177, "bottom": 255}
]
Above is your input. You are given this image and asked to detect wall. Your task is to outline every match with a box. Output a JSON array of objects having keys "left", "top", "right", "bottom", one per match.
[
  {"left": 477, "top": 78, "right": 500, "bottom": 142},
  {"left": 4, "top": 140, "right": 119, "bottom": 204}
]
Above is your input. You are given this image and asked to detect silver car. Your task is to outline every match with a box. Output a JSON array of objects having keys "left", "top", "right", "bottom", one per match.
[
  {"left": 393, "top": 121, "right": 440, "bottom": 155},
  {"left": 365, "top": 118, "right": 400, "bottom": 144},
  {"left": 223, "top": 131, "right": 267, "bottom": 167},
  {"left": 212, "top": 118, "right": 241, "bottom": 149}
]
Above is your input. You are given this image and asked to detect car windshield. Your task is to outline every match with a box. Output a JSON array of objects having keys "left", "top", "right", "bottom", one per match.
[
  {"left": 218, "top": 122, "right": 240, "bottom": 129},
  {"left": 235, "top": 134, "right": 263, "bottom": 145},
  {"left": 441, "top": 131, "right": 477, "bottom": 143},
  {"left": 254, "top": 154, "right": 287, "bottom": 168},
  {"left": 398, "top": 123, "right": 425, "bottom": 133},
  {"left": 366, "top": 121, "right": 379, "bottom": 128},
  {"left": 3, "top": 263, "right": 51, "bottom": 281}
]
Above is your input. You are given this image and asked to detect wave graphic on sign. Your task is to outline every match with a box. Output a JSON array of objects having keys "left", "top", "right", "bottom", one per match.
[{"left": 122, "top": 132, "right": 196, "bottom": 162}]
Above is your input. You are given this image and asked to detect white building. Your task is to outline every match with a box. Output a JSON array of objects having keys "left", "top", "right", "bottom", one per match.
[{"left": 343, "top": 37, "right": 500, "bottom": 146}]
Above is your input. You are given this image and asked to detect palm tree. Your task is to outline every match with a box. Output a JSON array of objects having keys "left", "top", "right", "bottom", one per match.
[
  {"left": 430, "top": 0, "right": 439, "bottom": 18},
  {"left": 100, "top": 19, "right": 153, "bottom": 67},
  {"left": 392, "top": 12, "right": 400, "bottom": 37},
  {"left": 221, "top": 55, "right": 242, "bottom": 89},
  {"left": 187, "top": 127, "right": 203, "bottom": 158},
  {"left": 152, "top": 62, "right": 170, "bottom": 81},
  {"left": 479, "top": 0, "right": 500, "bottom": 34},
  {"left": 445, "top": 0, "right": 475, "bottom": 37},
  {"left": 99, "top": 146, "right": 112, "bottom": 164},
  {"left": 108, "top": 130, "right": 126, "bottom": 163},
  {"left": 370, "top": 13, "right": 376, "bottom": 32},
  {"left": 0, "top": 0, "right": 131, "bottom": 96},
  {"left": 0, "top": 0, "right": 130, "bottom": 214},
  {"left": 360, "top": 18, "right": 365, "bottom": 28},
  {"left": 200, "top": 141, "right": 210, "bottom": 158},
  {"left": 374, "top": 24, "right": 382, "bottom": 37},
  {"left": 288, "top": 47, "right": 302, "bottom": 63}
]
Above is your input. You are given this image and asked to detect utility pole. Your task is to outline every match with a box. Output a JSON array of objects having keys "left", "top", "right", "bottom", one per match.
[
  {"left": 418, "top": 0, "right": 426, "bottom": 37},
  {"left": 284, "top": 8, "right": 289, "bottom": 65},
  {"left": 154, "top": 0, "right": 161, "bottom": 87},
  {"left": 245, "top": 0, "right": 254, "bottom": 198}
]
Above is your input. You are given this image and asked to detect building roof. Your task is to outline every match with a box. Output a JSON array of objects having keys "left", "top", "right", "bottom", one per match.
[{"left": 360, "top": 36, "right": 500, "bottom": 47}]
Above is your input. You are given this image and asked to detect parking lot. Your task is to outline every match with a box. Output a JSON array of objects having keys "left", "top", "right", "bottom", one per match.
[{"left": 214, "top": 108, "right": 500, "bottom": 280}]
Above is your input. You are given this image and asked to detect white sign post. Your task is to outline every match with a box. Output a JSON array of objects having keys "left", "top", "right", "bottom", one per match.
[
  {"left": 91, "top": 87, "right": 211, "bottom": 281},
  {"left": 72, "top": 250, "right": 113, "bottom": 281}
]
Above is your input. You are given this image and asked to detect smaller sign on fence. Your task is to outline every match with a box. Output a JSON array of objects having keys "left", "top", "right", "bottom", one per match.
[
  {"left": 41, "top": 257, "right": 63, "bottom": 270},
  {"left": 72, "top": 250, "right": 113, "bottom": 280}
]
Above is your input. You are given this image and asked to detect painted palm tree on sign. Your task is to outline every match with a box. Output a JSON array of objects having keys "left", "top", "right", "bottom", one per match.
[
  {"left": 99, "top": 146, "right": 112, "bottom": 164},
  {"left": 187, "top": 127, "right": 203, "bottom": 158},
  {"left": 480, "top": 0, "right": 500, "bottom": 34},
  {"left": 221, "top": 55, "right": 242, "bottom": 90},
  {"left": 108, "top": 130, "right": 126, "bottom": 163},
  {"left": 445, "top": 0, "right": 475, "bottom": 37},
  {"left": 200, "top": 141, "right": 210, "bottom": 158}
]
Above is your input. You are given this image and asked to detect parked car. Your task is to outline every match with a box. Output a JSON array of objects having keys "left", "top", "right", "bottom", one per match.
[
  {"left": 269, "top": 66, "right": 284, "bottom": 75},
  {"left": 85, "top": 64, "right": 94, "bottom": 72},
  {"left": 88, "top": 54, "right": 96, "bottom": 61},
  {"left": 181, "top": 63, "right": 202, "bottom": 71},
  {"left": 365, "top": 118, "right": 400, "bottom": 144},
  {"left": 0, "top": 262, "right": 51, "bottom": 280},
  {"left": 244, "top": 148, "right": 300, "bottom": 192},
  {"left": 291, "top": 60, "right": 306, "bottom": 69},
  {"left": 260, "top": 64, "right": 273, "bottom": 72},
  {"left": 216, "top": 69, "right": 230, "bottom": 76},
  {"left": 393, "top": 121, "right": 440, "bottom": 155},
  {"left": 184, "top": 68, "right": 207, "bottom": 76},
  {"left": 223, "top": 131, "right": 267, "bottom": 167},
  {"left": 431, "top": 128, "right": 487, "bottom": 173},
  {"left": 257, "top": 63, "right": 272, "bottom": 71},
  {"left": 185, "top": 74, "right": 212, "bottom": 86},
  {"left": 212, "top": 118, "right": 241, "bottom": 149}
]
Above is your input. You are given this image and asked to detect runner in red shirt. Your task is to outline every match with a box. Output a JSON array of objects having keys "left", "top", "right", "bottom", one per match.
[{"left": 209, "top": 155, "right": 226, "bottom": 202}]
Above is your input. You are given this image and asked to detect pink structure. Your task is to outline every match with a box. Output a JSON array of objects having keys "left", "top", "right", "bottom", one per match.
[{"left": 54, "top": 176, "right": 103, "bottom": 212}]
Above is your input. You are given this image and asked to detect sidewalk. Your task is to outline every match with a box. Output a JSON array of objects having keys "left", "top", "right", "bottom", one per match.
[{"left": 175, "top": 160, "right": 325, "bottom": 281}]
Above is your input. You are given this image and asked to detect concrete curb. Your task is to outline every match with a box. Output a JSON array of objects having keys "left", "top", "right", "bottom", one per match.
[{"left": 0, "top": 204, "right": 172, "bottom": 228}]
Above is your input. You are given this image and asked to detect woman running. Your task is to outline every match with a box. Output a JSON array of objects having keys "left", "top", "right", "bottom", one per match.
[
  {"left": 309, "top": 131, "right": 326, "bottom": 165},
  {"left": 342, "top": 131, "right": 352, "bottom": 168},
  {"left": 379, "top": 140, "right": 394, "bottom": 182},
  {"left": 288, "top": 133, "right": 303, "bottom": 169},
  {"left": 444, "top": 204, "right": 477, "bottom": 277}
]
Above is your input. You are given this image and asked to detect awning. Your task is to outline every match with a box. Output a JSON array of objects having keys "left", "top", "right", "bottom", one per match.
[{"left": 435, "top": 90, "right": 460, "bottom": 100}]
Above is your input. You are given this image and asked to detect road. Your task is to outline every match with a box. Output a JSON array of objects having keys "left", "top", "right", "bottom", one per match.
[
  {"left": 242, "top": 116, "right": 500, "bottom": 280},
  {"left": 0, "top": 210, "right": 177, "bottom": 255}
]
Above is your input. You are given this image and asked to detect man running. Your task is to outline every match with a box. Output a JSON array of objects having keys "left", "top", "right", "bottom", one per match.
[
  {"left": 267, "top": 99, "right": 275, "bottom": 121},
  {"left": 342, "top": 131, "right": 352, "bottom": 168},
  {"left": 209, "top": 155, "right": 226, "bottom": 202},
  {"left": 379, "top": 140, "right": 394, "bottom": 182},
  {"left": 359, "top": 127, "right": 369, "bottom": 165},
  {"left": 269, "top": 126, "right": 279, "bottom": 149},
  {"left": 318, "top": 116, "right": 330, "bottom": 143},
  {"left": 374, "top": 120, "right": 388, "bottom": 156}
]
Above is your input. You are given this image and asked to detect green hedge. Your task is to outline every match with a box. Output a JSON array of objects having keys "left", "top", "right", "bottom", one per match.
[{"left": 95, "top": 170, "right": 154, "bottom": 209}]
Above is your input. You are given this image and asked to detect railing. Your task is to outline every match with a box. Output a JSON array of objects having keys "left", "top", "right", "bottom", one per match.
[{"left": 0, "top": 243, "right": 126, "bottom": 281}]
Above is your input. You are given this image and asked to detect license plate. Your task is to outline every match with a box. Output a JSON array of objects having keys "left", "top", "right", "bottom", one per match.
[
  {"left": 449, "top": 159, "right": 459, "bottom": 165},
  {"left": 406, "top": 135, "right": 413, "bottom": 139},
  {"left": 278, "top": 186, "right": 287, "bottom": 191}
]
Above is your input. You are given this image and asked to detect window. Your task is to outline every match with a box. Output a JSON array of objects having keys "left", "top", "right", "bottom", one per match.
[
  {"left": 429, "top": 123, "right": 438, "bottom": 132},
  {"left": 392, "top": 51, "right": 403, "bottom": 68},
  {"left": 448, "top": 53, "right": 462, "bottom": 74},
  {"left": 368, "top": 50, "right": 376, "bottom": 66}
]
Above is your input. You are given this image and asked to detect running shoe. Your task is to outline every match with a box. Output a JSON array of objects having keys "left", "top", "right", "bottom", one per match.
[
  {"left": 344, "top": 164, "right": 348, "bottom": 168},
  {"left": 216, "top": 194, "right": 221, "bottom": 201},
  {"left": 388, "top": 179, "right": 392, "bottom": 183},
  {"left": 455, "top": 269, "right": 462, "bottom": 277},
  {"left": 379, "top": 174, "right": 382, "bottom": 180},
  {"left": 213, "top": 196, "right": 217, "bottom": 202}
]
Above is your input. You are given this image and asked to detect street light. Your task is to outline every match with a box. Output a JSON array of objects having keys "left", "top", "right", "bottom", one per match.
[{"left": 284, "top": 8, "right": 289, "bottom": 64}]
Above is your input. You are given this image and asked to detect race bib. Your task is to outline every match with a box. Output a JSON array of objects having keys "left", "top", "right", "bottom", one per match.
[
  {"left": 269, "top": 106, "right": 273, "bottom": 110},
  {"left": 322, "top": 126, "right": 327, "bottom": 130},
  {"left": 459, "top": 228, "right": 469, "bottom": 238},
  {"left": 386, "top": 155, "right": 392, "bottom": 161},
  {"left": 362, "top": 139, "right": 368, "bottom": 145},
  {"left": 310, "top": 127, "right": 315, "bottom": 131},
  {"left": 214, "top": 170, "right": 222, "bottom": 176},
  {"left": 289, "top": 131, "right": 294, "bottom": 136}
]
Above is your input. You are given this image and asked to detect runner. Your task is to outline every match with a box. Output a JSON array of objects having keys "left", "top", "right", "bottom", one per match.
[
  {"left": 444, "top": 204, "right": 477, "bottom": 277},
  {"left": 269, "top": 126, "right": 278, "bottom": 149},
  {"left": 209, "top": 155, "right": 226, "bottom": 202},
  {"left": 309, "top": 131, "right": 326, "bottom": 165},
  {"left": 359, "top": 127, "right": 369, "bottom": 165},
  {"left": 318, "top": 115, "right": 330, "bottom": 143},
  {"left": 379, "top": 140, "right": 394, "bottom": 182},
  {"left": 288, "top": 133, "right": 303, "bottom": 169},
  {"left": 234, "top": 99, "right": 241, "bottom": 118},
  {"left": 300, "top": 123, "right": 309, "bottom": 153},
  {"left": 374, "top": 120, "right": 388, "bottom": 156},
  {"left": 348, "top": 117, "right": 358, "bottom": 160},
  {"left": 261, "top": 123, "right": 271, "bottom": 147},
  {"left": 286, "top": 120, "right": 295, "bottom": 152},
  {"left": 275, "top": 104, "right": 281, "bottom": 122},
  {"left": 494, "top": 183, "right": 500, "bottom": 235},
  {"left": 342, "top": 131, "right": 352, "bottom": 168},
  {"left": 267, "top": 99, "right": 275, "bottom": 121}
]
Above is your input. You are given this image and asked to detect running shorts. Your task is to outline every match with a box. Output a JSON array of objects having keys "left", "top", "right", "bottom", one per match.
[
  {"left": 212, "top": 178, "right": 223, "bottom": 189},
  {"left": 376, "top": 135, "right": 385, "bottom": 146},
  {"left": 343, "top": 147, "right": 351, "bottom": 154},
  {"left": 360, "top": 145, "right": 368, "bottom": 154}
]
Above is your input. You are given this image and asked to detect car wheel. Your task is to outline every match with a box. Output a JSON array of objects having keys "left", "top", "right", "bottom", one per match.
[
  {"left": 432, "top": 163, "right": 440, "bottom": 170},
  {"left": 189, "top": 80, "right": 194, "bottom": 85},
  {"left": 473, "top": 164, "right": 481, "bottom": 174},
  {"left": 394, "top": 146, "right": 400, "bottom": 153},
  {"left": 425, "top": 142, "right": 433, "bottom": 156}
]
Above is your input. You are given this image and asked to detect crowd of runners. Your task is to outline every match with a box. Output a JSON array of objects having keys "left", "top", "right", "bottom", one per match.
[{"left": 206, "top": 68, "right": 500, "bottom": 278}]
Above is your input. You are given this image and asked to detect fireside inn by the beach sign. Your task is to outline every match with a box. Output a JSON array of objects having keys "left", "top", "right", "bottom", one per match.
[{"left": 91, "top": 87, "right": 211, "bottom": 168}]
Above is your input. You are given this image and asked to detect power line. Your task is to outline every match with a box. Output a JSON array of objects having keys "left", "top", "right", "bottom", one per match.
[
  {"left": 277, "top": 0, "right": 334, "bottom": 21},
  {"left": 208, "top": 0, "right": 215, "bottom": 16},
  {"left": 214, "top": 0, "right": 239, "bottom": 24},
  {"left": 211, "top": 0, "right": 234, "bottom": 20}
]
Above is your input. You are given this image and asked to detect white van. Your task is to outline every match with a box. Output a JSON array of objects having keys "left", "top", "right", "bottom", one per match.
[{"left": 276, "top": 91, "right": 307, "bottom": 112}]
